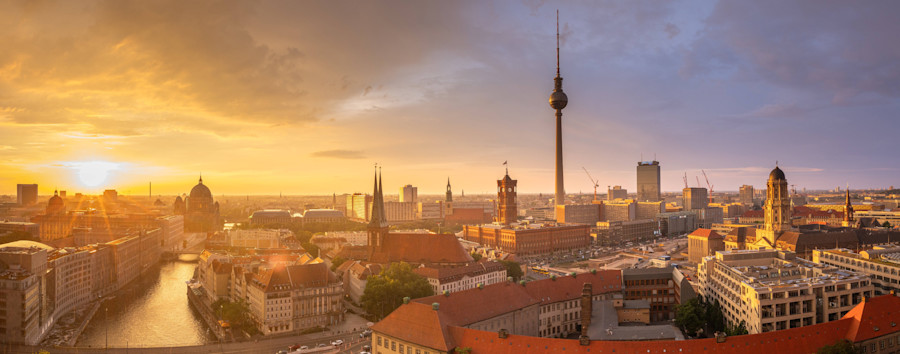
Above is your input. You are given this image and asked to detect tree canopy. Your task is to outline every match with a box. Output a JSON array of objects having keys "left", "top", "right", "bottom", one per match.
[
  {"left": 500, "top": 260, "right": 523, "bottom": 281},
  {"left": 816, "top": 339, "right": 856, "bottom": 354},
  {"left": 361, "top": 262, "right": 434, "bottom": 319},
  {"left": 674, "top": 296, "right": 731, "bottom": 338}
]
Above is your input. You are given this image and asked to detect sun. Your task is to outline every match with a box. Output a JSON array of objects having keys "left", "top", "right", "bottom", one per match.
[{"left": 69, "top": 161, "right": 120, "bottom": 187}]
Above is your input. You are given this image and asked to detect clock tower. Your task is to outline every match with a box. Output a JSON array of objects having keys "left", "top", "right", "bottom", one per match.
[{"left": 497, "top": 170, "right": 518, "bottom": 225}]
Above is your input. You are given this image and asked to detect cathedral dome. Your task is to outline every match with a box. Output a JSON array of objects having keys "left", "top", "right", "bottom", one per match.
[
  {"left": 189, "top": 178, "right": 212, "bottom": 200},
  {"left": 46, "top": 191, "right": 64, "bottom": 213},
  {"left": 769, "top": 166, "right": 786, "bottom": 181}
]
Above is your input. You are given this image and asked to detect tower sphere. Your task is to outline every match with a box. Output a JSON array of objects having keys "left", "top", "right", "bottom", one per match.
[{"left": 549, "top": 90, "right": 568, "bottom": 110}]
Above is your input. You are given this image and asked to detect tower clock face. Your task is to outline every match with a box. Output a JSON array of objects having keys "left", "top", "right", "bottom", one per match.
[{"left": 508, "top": 188, "right": 512, "bottom": 192}]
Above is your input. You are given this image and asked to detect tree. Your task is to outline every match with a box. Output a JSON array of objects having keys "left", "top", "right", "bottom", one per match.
[
  {"left": 499, "top": 260, "right": 523, "bottom": 281},
  {"left": 330, "top": 256, "right": 347, "bottom": 271},
  {"left": 706, "top": 300, "right": 726, "bottom": 333},
  {"left": 816, "top": 339, "right": 857, "bottom": 354},
  {"left": 726, "top": 321, "right": 749, "bottom": 336},
  {"left": 674, "top": 298, "right": 705, "bottom": 337},
  {"left": 470, "top": 253, "right": 482, "bottom": 262},
  {"left": 212, "top": 298, "right": 256, "bottom": 334},
  {"left": 361, "top": 262, "right": 434, "bottom": 319},
  {"left": 883, "top": 221, "right": 892, "bottom": 228}
]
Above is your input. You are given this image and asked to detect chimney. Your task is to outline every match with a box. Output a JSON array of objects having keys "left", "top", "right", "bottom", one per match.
[
  {"left": 715, "top": 331, "right": 726, "bottom": 343},
  {"left": 580, "top": 282, "right": 592, "bottom": 345}
]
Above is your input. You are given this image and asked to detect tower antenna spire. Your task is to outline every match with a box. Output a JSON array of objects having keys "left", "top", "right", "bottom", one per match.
[{"left": 556, "top": 10, "right": 560, "bottom": 77}]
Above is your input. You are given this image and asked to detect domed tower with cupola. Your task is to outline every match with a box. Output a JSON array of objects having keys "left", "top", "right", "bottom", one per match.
[
  {"left": 757, "top": 164, "right": 792, "bottom": 247},
  {"left": 36, "top": 190, "right": 69, "bottom": 241},
  {"left": 183, "top": 176, "right": 222, "bottom": 233}
]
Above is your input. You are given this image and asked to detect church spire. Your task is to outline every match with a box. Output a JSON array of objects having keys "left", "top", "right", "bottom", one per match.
[
  {"left": 843, "top": 187, "right": 854, "bottom": 225},
  {"left": 446, "top": 177, "right": 453, "bottom": 203},
  {"left": 369, "top": 166, "right": 387, "bottom": 228}
]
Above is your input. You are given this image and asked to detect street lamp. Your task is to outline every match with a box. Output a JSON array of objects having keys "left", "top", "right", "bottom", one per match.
[{"left": 105, "top": 306, "right": 108, "bottom": 350}]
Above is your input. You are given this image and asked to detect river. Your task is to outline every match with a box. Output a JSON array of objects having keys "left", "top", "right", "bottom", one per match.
[{"left": 76, "top": 256, "right": 216, "bottom": 348}]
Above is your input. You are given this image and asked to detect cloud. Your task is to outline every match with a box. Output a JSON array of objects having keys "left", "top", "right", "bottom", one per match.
[
  {"left": 682, "top": 1, "right": 900, "bottom": 103},
  {"left": 664, "top": 23, "right": 680, "bottom": 39},
  {"left": 311, "top": 149, "right": 366, "bottom": 160}
]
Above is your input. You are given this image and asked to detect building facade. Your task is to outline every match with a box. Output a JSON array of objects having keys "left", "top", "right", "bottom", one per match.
[
  {"left": 591, "top": 219, "right": 656, "bottom": 246},
  {"left": 400, "top": 184, "right": 417, "bottom": 203},
  {"left": 636, "top": 160, "right": 661, "bottom": 202},
  {"left": 413, "top": 261, "right": 507, "bottom": 294},
  {"left": 463, "top": 223, "right": 591, "bottom": 257},
  {"left": 17, "top": 184, "right": 38, "bottom": 206},
  {"left": 687, "top": 228, "right": 724, "bottom": 263},
  {"left": 683, "top": 187, "right": 708, "bottom": 211},
  {"left": 740, "top": 184, "right": 755, "bottom": 206},
  {"left": 813, "top": 247, "right": 900, "bottom": 296},
  {"left": 698, "top": 249, "right": 873, "bottom": 334}
]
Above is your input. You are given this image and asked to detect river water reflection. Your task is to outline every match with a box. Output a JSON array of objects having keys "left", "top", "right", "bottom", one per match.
[{"left": 77, "top": 257, "right": 215, "bottom": 348}]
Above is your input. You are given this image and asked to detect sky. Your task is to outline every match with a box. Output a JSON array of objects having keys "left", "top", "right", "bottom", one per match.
[{"left": 1, "top": 0, "right": 898, "bottom": 196}]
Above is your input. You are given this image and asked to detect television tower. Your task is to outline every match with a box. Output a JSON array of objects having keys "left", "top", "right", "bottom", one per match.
[{"left": 549, "top": 10, "right": 568, "bottom": 206}]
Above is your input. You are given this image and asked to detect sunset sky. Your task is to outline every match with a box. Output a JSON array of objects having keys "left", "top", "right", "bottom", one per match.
[{"left": 1, "top": 1, "right": 898, "bottom": 196}]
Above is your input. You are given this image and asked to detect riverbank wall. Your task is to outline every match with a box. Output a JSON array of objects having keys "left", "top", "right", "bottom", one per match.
[{"left": 186, "top": 285, "right": 227, "bottom": 342}]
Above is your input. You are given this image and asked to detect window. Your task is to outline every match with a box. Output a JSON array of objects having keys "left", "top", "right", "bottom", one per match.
[
  {"left": 399, "top": 344, "right": 404, "bottom": 352},
  {"left": 377, "top": 337, "right": 382, "bottom": 346}
]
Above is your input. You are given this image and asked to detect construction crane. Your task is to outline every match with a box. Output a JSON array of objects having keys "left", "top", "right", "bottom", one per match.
[
  {"left": 701, "top": 169, "right": 714, "bottom": 203},
  {"left": 583, "top": 167, "right": 600, "bottom": 201}
]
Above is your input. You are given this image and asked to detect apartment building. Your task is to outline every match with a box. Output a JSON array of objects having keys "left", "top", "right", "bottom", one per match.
[
  {"left": 413, "top": 261, "right": 507, "bottom": 294},
  {"left": 698, "top": 249, "right": 873, "bottom": 334},
  {"left": 812, "top": 247, "right": 900, "bottom": 296}
]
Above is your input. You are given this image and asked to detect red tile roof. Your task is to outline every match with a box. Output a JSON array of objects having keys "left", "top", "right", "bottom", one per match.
[
  {"left": 447, "top": 318, "right": 851, "bottom": 354},
  {"left": 250, "top": 262, "right": 337, "bottom": 292},
  {"left": 371, "top": 302, "right": 457, "bottom": 352},
  {"left": 742, "top": 210, "right": 764, "bottom": 218},
  {"left": 373, "top": 270, "right": 622, "bottom": 350},
  {"left": 689, "top": 228, "right": 723, "bottom": 240},
  {"left": 842, "top": 294, "right": 900, "bottom": 342},
  {"left": 369, "top": 233, "right": 473, "bottom": 265}
]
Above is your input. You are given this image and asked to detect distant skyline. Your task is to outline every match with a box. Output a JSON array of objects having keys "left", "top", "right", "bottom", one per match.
[{"left": 1, "top": 1, "right": 898, "bottom": 196}]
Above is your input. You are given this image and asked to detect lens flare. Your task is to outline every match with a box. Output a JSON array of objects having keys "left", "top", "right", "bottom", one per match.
[{"left": 67, "top": 161, "right": 120, "bottom": 187}]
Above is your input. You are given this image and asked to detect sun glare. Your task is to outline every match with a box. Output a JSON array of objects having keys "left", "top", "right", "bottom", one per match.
[{"left": 68, "top": 161, "right": 120, "bottom": 187}]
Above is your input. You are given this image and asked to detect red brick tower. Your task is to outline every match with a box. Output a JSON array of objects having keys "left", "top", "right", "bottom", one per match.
[{"left": 497, "top": 170, "right": 518, "bottom": 225}]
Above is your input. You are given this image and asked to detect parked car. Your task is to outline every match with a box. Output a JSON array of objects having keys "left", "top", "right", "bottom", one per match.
[
  {"left": 289, "top": 344, "right": 301, "bottom": 351},
  {"left": 360, "top": 329, "right": 372, "bottom": 337},
  {"left": 316, "top": 344, "right": 327, "bottom": 348},
  {"left": 332, "top": 339, "right": 344, "bottom": 346}
]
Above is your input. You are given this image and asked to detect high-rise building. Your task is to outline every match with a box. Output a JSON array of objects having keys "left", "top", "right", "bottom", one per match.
[
  {"left": 739, "top": 185, "right": 754, "bottom": 206},
  {"left": 400, "top": 184, "right": 417, "bottom": 203},
  {"left": 682, "top": 187, "right": 708, "bottom": 211},
  {"left": 346, "top": 193, "right": 372, "bottom": 222},
  {"left": 549, "top": 13, "right": 568, "bottom": 206},
  {"left": 16, "top": 184, "right": 38, "bottom": 205},
  {"left": 636, "top": 160, "right": 660, "bottom": 202},
  {"left": 607, "top": 186, "right": 627, "bottom": 201},
  {"left": 497, "top": 171, "right": 518, "bottom": 225}
]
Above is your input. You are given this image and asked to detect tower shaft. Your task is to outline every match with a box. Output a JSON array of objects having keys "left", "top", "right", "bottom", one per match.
[{"left": 555, "top": 109, "right": 565, "bottom": 205}]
